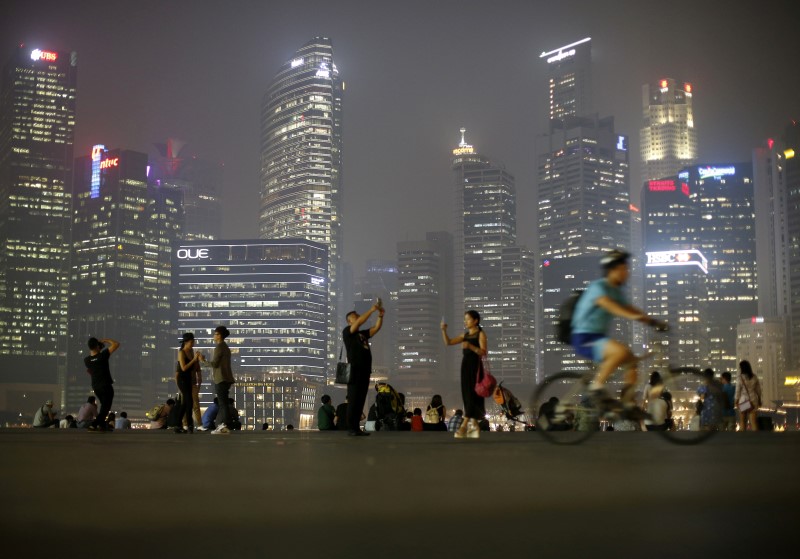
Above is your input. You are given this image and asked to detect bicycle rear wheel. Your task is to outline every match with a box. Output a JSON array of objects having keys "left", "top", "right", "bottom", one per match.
[
  {"left": 655, "top": 367, "right": 723, "bottom": 445},
  {"left": 531, "top": 372, "right": 600, "bottom": 445}
]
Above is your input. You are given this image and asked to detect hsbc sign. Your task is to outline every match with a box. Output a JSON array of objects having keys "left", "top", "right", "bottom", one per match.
[
  {"left": 646, "top": 250, "right": 708, "bottom": 274},
  {"left": 176, "top": 248, "right": 210, "bottom": 260}
]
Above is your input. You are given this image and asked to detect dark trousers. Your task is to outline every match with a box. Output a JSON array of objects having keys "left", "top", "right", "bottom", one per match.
[
  {"left": 177, "top": 380, "right": 194, "bottom": 430},
  {"left": 346, "top": 373, "right": 370, "bottom": 433},
  {"left": 215, "top": 381, "right": 232, "bottom": 428},
  {"left": 92, "top": 385, "right": 114, "bottom": 429}
]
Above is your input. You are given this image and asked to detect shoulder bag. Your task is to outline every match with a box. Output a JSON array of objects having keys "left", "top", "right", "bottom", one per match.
[
  {"left": 474, "top": 356, "right": 497, "bottom": 398},
  {"left": 335, "top": 347, "right": 350, "bottom": 384},
  {"left": 738, "top": 379, "right": 754, "bottom": 413}
]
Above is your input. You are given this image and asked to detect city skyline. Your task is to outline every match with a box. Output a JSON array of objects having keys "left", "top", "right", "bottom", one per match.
[{"left": 3, "top": 0, "right": 799, "bottom": 274}]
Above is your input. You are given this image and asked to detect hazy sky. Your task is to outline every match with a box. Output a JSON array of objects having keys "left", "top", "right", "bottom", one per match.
[{"left": 3, "top": 0, "right": 799, "bottom": 276}]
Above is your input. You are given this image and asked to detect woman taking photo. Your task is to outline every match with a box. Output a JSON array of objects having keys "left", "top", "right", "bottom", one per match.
[{"left": 441, "top": 310, "right": 487, "bottom": 439}]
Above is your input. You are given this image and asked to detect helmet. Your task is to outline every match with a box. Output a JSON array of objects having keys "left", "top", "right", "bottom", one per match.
[{"left": 600, "top": 249, "right": 630, "bottom": 268}]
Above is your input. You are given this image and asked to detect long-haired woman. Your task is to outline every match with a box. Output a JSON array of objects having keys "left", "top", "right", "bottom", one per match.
[
  {"left": 441, "top": 310, "right": 487, "bottom": 439},
  {"left": 734, "top": 360, "right": 762, "bottom": 431},
  {"left": 175, "top": 332, "right": 202, "bottom": 434}
]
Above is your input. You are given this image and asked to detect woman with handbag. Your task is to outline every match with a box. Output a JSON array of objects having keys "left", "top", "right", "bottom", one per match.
[
  {"left": 734, "top": 360, "right": 762, "bottom": 431},
  {"left": 441, "top": 310, "right": 488, "bottom": 439}
]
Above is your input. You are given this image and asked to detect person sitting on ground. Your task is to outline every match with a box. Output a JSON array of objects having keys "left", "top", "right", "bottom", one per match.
[
  {"left": 115, "top": 411, "right": 132, "bottom": 430},
  {"left": 201, "top": 397, "right": 219, "bottom": 431},
  {"left": 335, "top": 396, "right": 349, "bottom": 431},
  {"left": 318, "top": 394, "right": 336, "bottom": 431},
  {"left": 398, "top": 411, "right": 413, "bottom": 431},
  {"left": 262, "top": 422, "right": 269, "bottom": 431},
  {"left": 105, "top": 412, "right": 116, "bottom": 431},
  {"left": 447, "top": 409, "right": 464, "bottom": 432},
  {"left": 286, "top": 424, "right": 294, "bottom": 431},
  {"left": 148, "top": 398, "right": 175, "bottom": 430},
  {"left": 424, "top": 394, "right": 447, "bottom": 431},
  {"left": 411, "top": 408, "right": 424, "bottom": 432},
  {"left": 59, "top": 414, "right": 77, "bottom": 429},
  {"left": 33, "top": 400, "right": 59, "bottom": 428},
  {"left": 76, "top": 396, "right": 98, "bottom": 429},
  {"left": 644, "top": 371, "right": 669, "bottom": 431},
  {"left": 228, "top": 398, "right": 242, "bottom": 430}
]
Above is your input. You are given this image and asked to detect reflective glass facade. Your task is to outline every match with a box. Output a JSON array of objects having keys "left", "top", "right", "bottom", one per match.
[
  {"left": 174, "top": 240, "right": 328, "bottom": 427},
  {"left": 259, "top": 37, "right": 342, "bottom": 373},
  {"left": 0, "top": 47, "right": 76, "bottom": 400},
  {"left": 68, "top": 148, "right": 182, "bottom": 412},
  {"left": 452, "top": 132, "right": 534, "bottom": 384}
]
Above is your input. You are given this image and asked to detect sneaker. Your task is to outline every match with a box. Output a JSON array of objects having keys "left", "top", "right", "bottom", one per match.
[
  {"left": 347, "top": 430, "right": 370, "bottom": 437},
  {"left": 466, "top": 423, "right": 480, "bottom": 439},
  {"left": 211, "top": 425, "right": 230, "bottom": 435},
  {"left": 196, "top": 426, "right": 208, "bottom": 432}
]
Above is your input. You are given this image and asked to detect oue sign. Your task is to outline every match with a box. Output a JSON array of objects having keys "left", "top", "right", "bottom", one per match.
[{"left": 176, "top": 248, "right": 210, "bottom": 260}]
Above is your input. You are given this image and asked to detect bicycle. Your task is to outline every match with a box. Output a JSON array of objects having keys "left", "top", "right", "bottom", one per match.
[{"left": 530, "top": 340, "right": 725, "bottom": 445}]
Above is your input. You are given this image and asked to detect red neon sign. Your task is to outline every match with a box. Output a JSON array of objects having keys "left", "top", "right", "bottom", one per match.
[
  {"left": 31, "top": 49, "right": 58, "bottom": 62},
  {"left": 681, "top": 182, "right": 690, "bottom": 196},
  {"left": 648, "top": 179, "right": 676, "bottom": 192},
  {"left": 660, "top": 79, "right": 668, "bottom": 88},
  {"left": 99, "top": 158, "right": 119, "bottom": 170}
]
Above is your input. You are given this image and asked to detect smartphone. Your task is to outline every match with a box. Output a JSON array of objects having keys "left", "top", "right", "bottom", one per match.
[{"left": 376, "top": 297, "right": 383, "bottom": 310}]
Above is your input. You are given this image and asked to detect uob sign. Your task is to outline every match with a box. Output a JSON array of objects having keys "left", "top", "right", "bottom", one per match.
[{"left": 176, "top": 248, "right": 209, "bottom": 260}]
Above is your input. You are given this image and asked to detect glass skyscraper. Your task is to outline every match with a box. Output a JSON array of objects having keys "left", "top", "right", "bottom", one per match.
[
  {"left": 452, "top": 130, "right": 534, "bottom": 385},
  {"left": 259, "top": 37, "right": 343, "bottom": 372},
  {"left": 174, "top": 239, "right": 328, "bottom": 429},
  {"left": 0, "top": 46, "right": 77, "bottom": 412}
]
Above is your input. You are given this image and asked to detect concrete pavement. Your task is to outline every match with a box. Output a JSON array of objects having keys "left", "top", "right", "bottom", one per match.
[{"left": 2, "top": 429, "right": 798, "bottom": 558}]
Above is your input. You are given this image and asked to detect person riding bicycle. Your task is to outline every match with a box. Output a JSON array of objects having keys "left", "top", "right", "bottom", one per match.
[{"left": 571, "top": 249, "right": 668, "bottom": 410}]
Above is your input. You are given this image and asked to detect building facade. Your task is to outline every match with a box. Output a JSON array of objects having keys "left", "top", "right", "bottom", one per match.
[
  {"left": 67, "top": 147, "right": 182, "bottom": 413},
  {"left": 0, "top": 46, "right": 77, "bottom": 414},
  {"left": 151, "top": 138, "right": 222, "bottom": 241},
  {"left": 737, "top": 317, "right": 788, "bottom": 407},
  {"left": 640, "top": 78, "right": 698, "bottom": 185},
  {"left": 174, "top": 239, "right": 328, "bottom": 429},
  {"left": 396, "top": 232, "right": 453, "bottom": 396},
  {"left": 259, "top": 37, "right": 343, "bottom": 373},
  {"left": 539, "top": 38, "right": 592, "bottom": 122}
]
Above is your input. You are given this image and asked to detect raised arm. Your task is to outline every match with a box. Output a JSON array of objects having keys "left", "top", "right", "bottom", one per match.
[
  {"left": 102, "top": 338, "right": 121, "bottom": 355},
  {"left": 350, "top": 305, "right": 377, "bottom": 334},
  {"left": 368, "top": 308, "right": 385, "bottom": 337},
  {"left": 440, "top": 323, "right": 465, "bottom": 346}
]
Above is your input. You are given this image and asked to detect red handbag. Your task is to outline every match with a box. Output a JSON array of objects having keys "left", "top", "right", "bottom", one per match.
[{"left": 474, "top": 357, "right": 497, "bottom": 398}]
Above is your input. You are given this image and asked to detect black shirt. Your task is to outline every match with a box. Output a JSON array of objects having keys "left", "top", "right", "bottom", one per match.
[
  {"left": 84, "top": 348, "right": 113, "bottom": 389},
  {"left": 342, "top": 326, "right": 372, "bottom": 372}
]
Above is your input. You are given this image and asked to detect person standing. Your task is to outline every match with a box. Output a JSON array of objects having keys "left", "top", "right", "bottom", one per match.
[
  {"left": 175, "top": 332, "right": 202, "bottom": 434},
  {"left": 735, "top": 360, "right": 762, "bottom": 431},
  {"left": 201, "top": 325, "right": 235, "bottom": 435},
  {"left": 720, "top": 372, "right": 737, "bottom": 431},
  {"left": 342, "top": 303, "right": 384, "bottom": 437},
  {"left": 84, "top": 337, "right": 120, "bottom": 432},
  {"left": 441, "top": 310, "right": 488, "bottom": 439}
]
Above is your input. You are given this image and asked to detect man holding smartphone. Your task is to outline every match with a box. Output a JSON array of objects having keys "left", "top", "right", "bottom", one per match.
[
  {"left": 84, "top": 337, "right": 120, "bottom": 431},
  {"left": 342, "top": 300, "right": 384, "bottom": 436}
]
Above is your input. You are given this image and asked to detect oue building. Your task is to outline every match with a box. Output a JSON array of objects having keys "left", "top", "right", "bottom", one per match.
[{"left": 173, "top": 239, "right": 328, "bottom": 430}]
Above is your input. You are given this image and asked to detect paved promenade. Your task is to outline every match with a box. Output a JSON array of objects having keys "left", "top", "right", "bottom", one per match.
[{"left": 2, "top": 429, "right": 797, "bottom": 558}]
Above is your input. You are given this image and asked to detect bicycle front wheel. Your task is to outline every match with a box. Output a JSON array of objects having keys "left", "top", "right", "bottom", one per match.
[
  {"left": 656, "top": 367, "right": 723, "bottom": 445},
  {"left": 531, "top": 372, "right": 600, "bottom": 445}
]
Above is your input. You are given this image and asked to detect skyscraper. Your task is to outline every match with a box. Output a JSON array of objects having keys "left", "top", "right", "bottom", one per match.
[
  {"left": 535, "top": 39, "right": 631, "bottom": 379},
  {"left": 0, "top": 46, "right": 77, "bottom": 412},
  {"left": 640, "top": 78, "right": 698, "bottom": 185},
  {"left": 174, "top": 239, "right": 328, "bottom": 429},
  {"left": 452, "top": 130, "right": 534, "bottom": 384},
  {"left": 396, "top": 232, "right": 453, "bottom": 394},
  {"left": 68, "top": 147, "right": 182, "bottom": 412},
  {"left": 539, "top": 38, "right": 592, "bottom": 122},
  {"left": 151, "top": 138, "right": 222, "bottom": 241},
  {"left": 259, "top": 37, "right": 343, "bottom": 372}
]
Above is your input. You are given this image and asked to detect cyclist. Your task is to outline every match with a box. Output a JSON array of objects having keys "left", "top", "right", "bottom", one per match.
[{"left": 571, "top": 249, "right": 668, "bottom": 408}]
